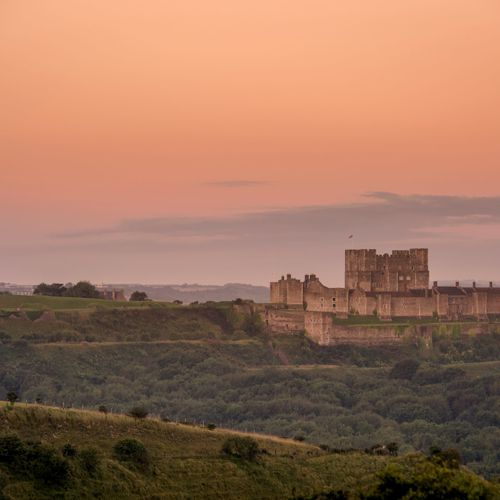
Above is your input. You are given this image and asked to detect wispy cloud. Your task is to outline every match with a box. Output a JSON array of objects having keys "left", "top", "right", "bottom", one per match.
[
  {"left": 55, "top": 192, "right": 500, "bottom": 244},
  {"left": 12, "top": 192, "right": 500, "bottom": 284},
  {"left": 202, "top": 180, "right": 271, "bottom": 188}
]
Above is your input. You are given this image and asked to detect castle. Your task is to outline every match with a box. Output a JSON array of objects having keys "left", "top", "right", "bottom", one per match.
[{"left": 268, "top": 249, "right": 500, "bottom": 344}]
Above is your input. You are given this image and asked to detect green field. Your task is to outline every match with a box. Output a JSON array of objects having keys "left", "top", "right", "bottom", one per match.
[{"left": 0, "top": 294, "right": 160, "bottom": 312}]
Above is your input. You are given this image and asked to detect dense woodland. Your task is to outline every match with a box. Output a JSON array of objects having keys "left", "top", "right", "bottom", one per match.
[{"left": 1, "top": 301, "right": 500, "bottom": 481}]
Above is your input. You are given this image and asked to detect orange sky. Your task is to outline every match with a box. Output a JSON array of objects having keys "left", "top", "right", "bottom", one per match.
[{"left": 1, "top": 1, "right": 500, "bottom": 283}]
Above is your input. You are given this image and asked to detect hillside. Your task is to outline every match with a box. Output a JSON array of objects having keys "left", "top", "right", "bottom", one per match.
[
  {"left": 1, "top": 297, "right": 500, "bottom": 479},
  {"left": 1, "top": 404, "right": 498, "bottom": 500}
]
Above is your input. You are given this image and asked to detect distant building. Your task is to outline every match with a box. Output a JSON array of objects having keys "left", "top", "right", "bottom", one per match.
[{"left": 96, "top": 287, "right": 126, "bottom": 301}]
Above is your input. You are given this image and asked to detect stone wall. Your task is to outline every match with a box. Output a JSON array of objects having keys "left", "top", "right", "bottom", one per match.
[
  {"left": 263, "top": 307, "right": 305, "bottom": 334},
  {"left": 304, "top": 311, "right": 433, "bottom": 346},
  {"left": 390, "top": 295, "right": 435, "bottom": 318}
]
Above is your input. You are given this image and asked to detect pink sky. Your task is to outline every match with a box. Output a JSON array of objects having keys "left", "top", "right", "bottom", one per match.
[{"left": 1, "top": 1, "right": 500, "bottom": 284}]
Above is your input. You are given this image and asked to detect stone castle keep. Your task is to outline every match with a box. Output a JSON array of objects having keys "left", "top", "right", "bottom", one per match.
[{"left": 268, "top": 249, "right": 500, "bottom": 345}]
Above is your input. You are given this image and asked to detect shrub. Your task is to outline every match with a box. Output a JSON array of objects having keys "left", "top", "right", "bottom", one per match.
[
  {"left": 242, "top": 312, "right": 265, "bottom": 336},
  {"left": 0, "top": 436, "right": 24, "bottom": 463},
  {"left": 293, "top": 435, "right": 305, "bottom": 442},
  {"left": 113, "top": 439, "right": 149, "bottom": 469},
  {"left": 366, "top": 457, "right": 496, "bottom": 499},
  {"left": 61, "top": 443, "right": 77, "bottom": 457},
  {"left": 430, "top": 446, "right": 462, "bottom": 469},
  {"left": 389, "top": 358, "right": 420, "bottom": 380},
  {"left": 6, "top": 391, "right": 19, "bottom": 405},
  {"left": 24, "top": 442, "right": 70, "bottom": 486},
  {"left": 98, "top": 405, "right": 109, "bottom": 415},
  {"left": 206, "top": 423, "right": 216, "bottom": 430},
  {"left": 221, "top": 437, "right": 260, "bottom": 461},
  {"left": 386, "top": 442, "right": 399, "bottom": 456},
  {"left": 130, "top": 291, "right": 148, "bottom": 301}
]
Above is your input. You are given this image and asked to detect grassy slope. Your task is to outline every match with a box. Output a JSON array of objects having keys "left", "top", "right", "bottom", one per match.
[{"left": 0, "top": 403, "right": 393, "bottom": 500}]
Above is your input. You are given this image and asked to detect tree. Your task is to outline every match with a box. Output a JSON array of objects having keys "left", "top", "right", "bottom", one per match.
[
  {"left": 6, "top": 391, "right": 18, "bottom": 406},
  {"left": 33, "top": 283, "right": 67, "bottom": 297},
  {"left": 98, "top": 405, "right": 109, "bottom": 415},
  {"left": 65, "top": 281, "right": 101, "bottom": 299},
  {"left": 430, "top": 446, "right": 462, "bottom": 469},
  {"left": 130, "top": 291, "right": 148, "bottom": 301},
  {"left": 389, "top": 358, "right": 420, "bottom": 380},
  {"left": 387, "top": 442, "right": 399, "bottom": 456},
  {"left": 366, "top": 457, "right": 497, "bottom": 499},
  {"left": 127, "top": 406, "right": 148, "bottom": 419},
  {"left": 242, "top": 312, "right": 265, "bottom": 336}
]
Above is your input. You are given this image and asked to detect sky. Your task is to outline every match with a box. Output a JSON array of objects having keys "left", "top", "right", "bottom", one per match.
[{"left": 1, "top": 1, "right": 500, "bottom": 285}]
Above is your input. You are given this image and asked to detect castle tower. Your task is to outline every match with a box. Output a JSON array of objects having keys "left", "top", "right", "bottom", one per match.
[{"left": 345, "top": 248, "right": 429, "bottom": 292}]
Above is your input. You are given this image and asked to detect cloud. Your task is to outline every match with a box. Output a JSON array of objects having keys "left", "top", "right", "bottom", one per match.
[
  {"left": 55, "top": 192, "right": 500, "bottom": 245},
  {"left": 11, "top": 192, "right": 500, "bottom": 284},
  {"left": 202, "top": 180, "right": 271, "bottom": 188}
]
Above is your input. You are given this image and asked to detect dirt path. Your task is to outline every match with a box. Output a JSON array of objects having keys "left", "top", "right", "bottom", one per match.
[{"left": 33, "top": 338, "right": 260, "bottom": 348}]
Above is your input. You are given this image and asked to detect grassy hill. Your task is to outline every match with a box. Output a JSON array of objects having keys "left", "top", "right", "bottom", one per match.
[
  {"left": 0, "top": 403, "right": 391, "bottom": 499},
  {"left": 1, "top": 403, "right": 498, "bottom": 500}
]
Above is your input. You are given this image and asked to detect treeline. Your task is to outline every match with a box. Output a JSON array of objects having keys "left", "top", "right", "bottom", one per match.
[{"left": 33, "top": 281, "right": 101, "bottom": 299}]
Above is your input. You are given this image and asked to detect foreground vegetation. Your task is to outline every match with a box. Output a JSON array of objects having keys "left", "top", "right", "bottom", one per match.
[
  {"left": 0, "top": 404, "right": 498, "bottom": 499},
  {"left": 1, "top": 298, "right": 500, "bottom": 480}
]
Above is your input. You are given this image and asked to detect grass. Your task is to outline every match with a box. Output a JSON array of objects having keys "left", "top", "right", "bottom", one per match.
[{"left": 0, "top": 403, "right": 394, "bottom": 499}]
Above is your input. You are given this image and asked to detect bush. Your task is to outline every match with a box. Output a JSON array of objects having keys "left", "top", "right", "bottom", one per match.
[
  {"left": 61, "top": 443, "right": 77, "bottom": 457},
  {"left": 98, "top": 405, "right": 109, "bottom": 415},
  {"left": 24, "top": 442, "right": 70, "bottom": 486},
  {"left": 430, "top": 446, "right": 462, "bottom": 469},
  {"left": 389, "top": 358, "right": 420, "bottom": 380},
  {"left": 113, "top": 439, "right": 149, "bottom": 469},
  {"left": 366, "top": 457, "right": 496, "bottom": 499},
  {"left": 127, "top": 406, "right": 148, "bottom": 419},
  {"left": 0, "top": 436, "right": 24, "bottom": 463},
  {"left": 221, "top": 437, "right": 260, "bottom": 461},
  {"left": 242, "top": 313, "right": 265, "bottom": 336},
  {"left": 78, "top": 447, "right": 101, "bottom": 476},
  {"left": 130, "top": 291, "right": 148, "bottom": 301},
  {"left": 206, "top": 423, "right": 216, "bottom": 430},
  {"left": 6, "top": 391, "right": 18, "bottom": 405}
]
